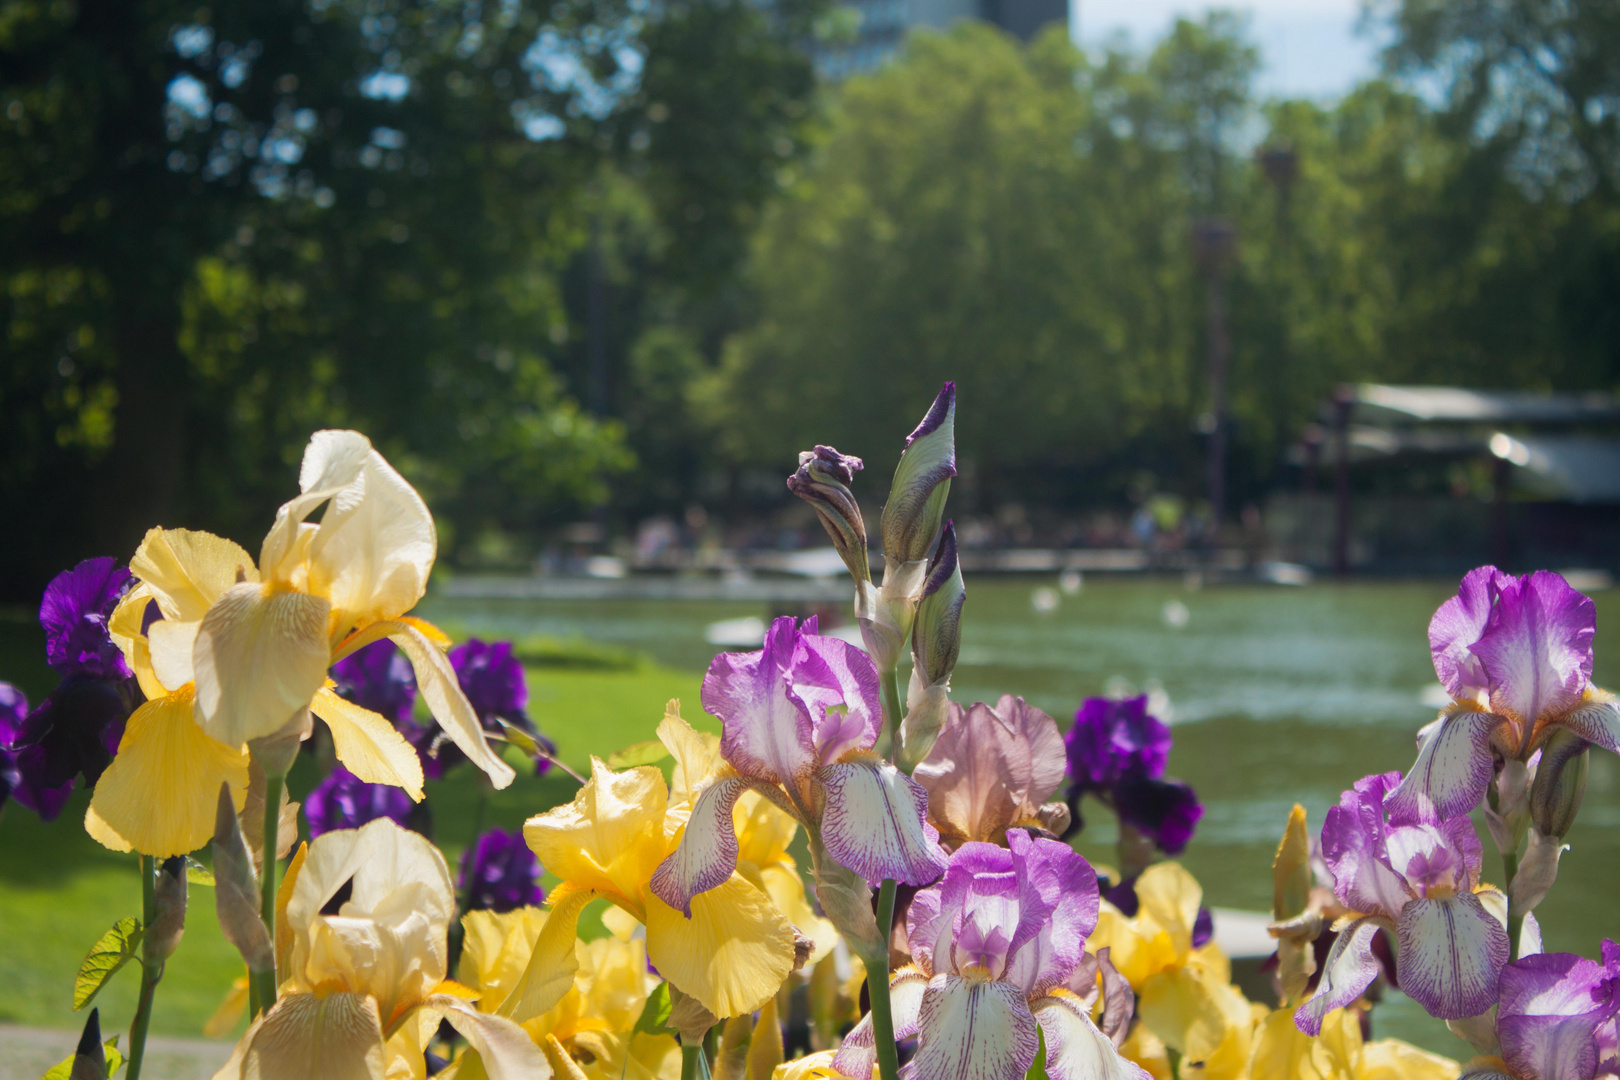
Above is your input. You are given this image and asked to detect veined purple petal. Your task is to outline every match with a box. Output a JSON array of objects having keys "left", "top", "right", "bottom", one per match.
[
  {"left": 1001, "top": 830, "right": 1098, "bottom": 996},
  {"left": 1497, "top": 952, "right": 1618, "bottom": 1080},
  {"left": 1557, "top": 698, "right": 1620, "bottom": 757},
  {"left": 903, "top": 974, "right": 1038, "bottom": 1080},
  {"left": 40, "top": 557, "right": 132, "bottom": 680},
  {"left": 1397, "top": 891, "right": 1511, "bottom": 1020},
  {"left": 1295, "top": 916, "right": 1389, "bottom": 1035},
  {"left": 792, "top": 627, "right": 883, "bottom": 763},
  {"left": 651, "top": 777, "right": 751, "bottom": 917},
  {"left": 916, "top": 696, "right": 1066, "bottom": 847},
  {"left": 818, "top": 757, "right": 947, "bottom": 887},
  {"left": 707, "top": 617, "right": 820, "bottom": 788},
  {"left": 1321, "top": 771, "right": 1413, "bottom": 919},
  {"left": 1431, "top": 567, "right": 1511, "bottom": 699},
  {"left": 1031, "top": 992, "right": 1152, "bottom": 1080},
  {"left": 1386, "top": 709, "right": 1506, "bottom": 825},
  {"left": 909, "top": 842, "right": 1014, "bottom": 977},
  {"left": 1474, "top": 571, "right": 1595, "bottom": 728}
]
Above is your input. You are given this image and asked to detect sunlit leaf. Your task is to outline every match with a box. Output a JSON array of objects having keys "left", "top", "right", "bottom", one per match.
[
  {"left": 633, "top": 981, "right": 674, "bottom": 1036},
  {"left": 73, "top": 918, "right": 144, "bottom": 1011},
  {"left": 185, "top": 856, "right": 215, "bottom": 887},
  {"left": 607, "top": 740, "right": 671, "bottom": 769}
]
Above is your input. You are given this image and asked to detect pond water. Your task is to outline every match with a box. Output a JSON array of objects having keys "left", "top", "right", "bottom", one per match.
[{"left": 423, "top": 575, "right": 1620, "bottom": 1053}]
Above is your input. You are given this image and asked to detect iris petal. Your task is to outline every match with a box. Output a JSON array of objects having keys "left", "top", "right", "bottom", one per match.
[
  {"left": 903, "top": 974, "right": 1039, "bottom": 1080},
  {"left": 311, "top": 686, "right": 425, "bottom": 801},
  {"left": 645, "top": 874, "right": 796, "bottom": 1019},
  {"left": 1396, "top": 892, "right": 1511, "bottom": 1020},
  {"left": 817, "top": 757, "right": 948, "bottom": 887},
  {"left": 651, "top": 777, "right": 751, "bottom": 916},
  {"left": 214, "top": 990, "right": 385, "bottom": 1080},
  {"left": 193, "top": 582, "right": 332, "bottom": 747},
  {"left": 385, "top": 620, "right": 516, "bottom": 789},
  {"left": 1386, "top": 708, "right": 1506, "bottom": 825},
  {"left": 832, "top": 966, "right": 928, "bottom": 1080},
  {"left": 1031, "top": 991, "right": 1152, "bottom": 1080},
  {"left": 1294, "top": 917, "right": 1389, "bottom": 1036},
  {"left": 85, "top": 687, "right": 249, "bottom": 857}
]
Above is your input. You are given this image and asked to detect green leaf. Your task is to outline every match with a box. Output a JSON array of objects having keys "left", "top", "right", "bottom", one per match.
[
  {"left": 40, "top": 1039, "right": 123, "bottom": 1079},
  {"left": 607, "top": 740, "right": 671, "bottom": 769},
  {"left": 73, "top": 917, "right": 144, "bottom": 1011},
  {"left": 185, "top": 856, "right": 215, "bottom": 887},
  {"left": 633, "top": 981, "right": 674, "bottom": 1036}
]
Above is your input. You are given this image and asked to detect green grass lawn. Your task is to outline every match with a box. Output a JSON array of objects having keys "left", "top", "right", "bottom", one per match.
[{"left": 0, "top": 633, "right": 706, "bottom": 1040}]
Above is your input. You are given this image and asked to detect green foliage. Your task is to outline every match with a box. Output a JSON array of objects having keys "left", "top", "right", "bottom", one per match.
[
  {"left": 40, "top": 1039, "right": 123, "bottom": 1080},
  {"left": 72, "top": 918, "right": 143, "bottom": 1012},
  {"left": 633, "top": 980, "right": 675, "bottom": 1036}
]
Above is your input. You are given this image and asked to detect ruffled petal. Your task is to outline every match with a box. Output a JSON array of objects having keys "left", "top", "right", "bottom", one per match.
[
  {"left": 212, "top": 990, "right": 385, "bottom": 1080},
  {"left": 706, "top": 618, "right": 821, "bottom": 789},
  {"left": 1396, "top": 892, "right": 1511, "bottom": 1020},
  {"left": 523, "top": 760, "right": 668, "bottom": 903},
  {"left": 259, "top": 430, "right": 373, "bottom": 583},
  {"left": 305, "top": 447, "right": 437, "bottom": 630},
  {"left": 1496, "top": 952, "right": 1611, "bottom": 1080},
  {"left": 432, "top": 996, "right": 549, "bottom": 1080},
  {"left": 193, "top": 582, "right": 332, "bottom": 746},
  {"left": 1556, "top": 695, "right": 1620, "bottom": 755},
  {"left": 817, "top": 757, "right": 948, "bottom": 887},
  {"left": 645, "top": 874, "right": 796, "bottom": 1019},
  {"left": 902, "top": 974, "right": 1038, "bottom": 1080},
  {"left": 1032, "top": 991, "right": 1152, "bottom": 1080},
  {"left": 130, "top": 527, "right": 260, "bottom": 624},
  {"left": 832, "top": 966, "right": 928, "bottom": 1080},
  {"left": 385, "top": 620, "right": 515, "bottom": 789},
  {"left": 1386, "top": 708, "right": 1507, "bottom": 825},
  {"left": 1430, "top": 567, "right": 1509, "bottom": 699},
  {"left": 659, "top": 705, "right": 724, "bottom": 810},
  {"left": 86, "top": 686, "right": 249, "bottom": 857},
  {"left": 1294, "top": 917, "right": 1388, "bottom": 1035},
  {"left": 312, "top": 686, "right": 425, "bottom": 801},
  {"left": 651, "top": 777, "right": 751, "bottom": 916},
  {"left": 496, "top": 887, "right": 597, "bottom": 1023},
  {"left": 1474, "top": 572, "right": 1595, "bottom": 728}
]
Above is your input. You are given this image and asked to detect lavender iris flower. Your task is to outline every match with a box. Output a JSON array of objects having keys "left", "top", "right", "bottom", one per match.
[
  {"left": 832, "top": 832, "right": 1147, "bottom": 1080},
  {"left": 1296, "top": 770, "right": 1511, "bottom": 1033},
  {"left": 331, "top": 639, "right": 418, "bottom": 725},
  {"left": 1064, "top": 695, "right": 1202, "bottom": 854},
  {"left": 303, "top": 765, "right": 415, "bottom": 838},
  {"left": 0, "top": 683, "right": 74, "bottom": 820},
  {"left": 652, "top": 616, "right": 946, "bottom": 916},
  {"left": 1459, "top": 945, "right": 1620, "bottom": 1080},
  {"left": 457, "top": 827, "right": 545, "bottom": 913},
  {"left": 7, "top": 559, "right": 141, "bottom": 795},
  {"left": 1392, "top": 567, "right": 1620, "bottom": 823}
]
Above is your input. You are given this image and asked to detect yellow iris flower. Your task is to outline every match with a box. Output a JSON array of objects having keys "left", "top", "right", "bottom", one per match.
[
  {"left": 213, "top": 819, "right": 542, "bottom": 1080},
  {"left": 1089, "top": 863, "right": 1260, "bottom": 1080},
  {"left": 87, "top": 430, "right": 514, "bottom": 857},
  {"left": 1246, "top": 1006, "right": 1459, "bottom": 1080},
  {"left": 455, "top": 907, "right": 682, "bottom": 1080},
  {"left": 520, "top": 709, "right": 799, "bottom": 1021}
]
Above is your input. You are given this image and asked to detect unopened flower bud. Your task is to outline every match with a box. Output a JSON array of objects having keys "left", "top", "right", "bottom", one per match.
[
  {"left": 212, "top": 784, "right": 274, "bottom": 975},
  {"left": 788, "top": 446, "right": 870, "bottom": 583},
  {"left": 911, "top": 522, "right": 964, "bottom": 688},
  {"left": 70, "top": 1009, "right": 109, "bottom": 1080},
  {"left": 144, "top": 856, "right": 188, "bottom": 965},
  {"left": 880, "top": 383, "right": 956, "bottom": 567},
  {"left": 1529, "top": 729, "right": 1590, "bottom": 839}
]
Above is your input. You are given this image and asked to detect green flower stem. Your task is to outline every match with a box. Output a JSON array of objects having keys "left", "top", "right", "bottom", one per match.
[
  {"left": 1503, "top": 848, "right": 1523, "bottom": 961},
  {"left": 257, "top": 774, "right": 285, "bottom": 1012},
  {"left": 681, "top": 1042, "right": 709, "bottom": 1080},
  {"left": 881, "top": 666, "right": 904, "bottom": 765},
  {"left": 868, "top": 879, "right": 902, "bottom": 1080},
  {"left": 126, "top": 856, "right": 159, "bottom": 1080}
]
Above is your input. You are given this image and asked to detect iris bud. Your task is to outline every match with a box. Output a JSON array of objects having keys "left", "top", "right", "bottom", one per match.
[
  {"left": 787, "top": 446, "right": 869, "bottom": 583},
  {"left": 144, "top": 856, "right": 188, "bottom": 965},
  {"left": 880, "top": 383, "right": 956, "bottom": 567},
  {"left": 1529, "top": 728, "right": 1590, "bottom": 839},
  {"left": 911, "top": 522, "right": 964, "bottom": 689},
  {"left": 70, "top": 1009, "right": 109, "bottom": 1080}
]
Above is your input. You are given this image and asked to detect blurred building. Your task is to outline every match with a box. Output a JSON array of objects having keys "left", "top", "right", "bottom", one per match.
[{"left": 816, "top": 0, "right": 1068, "bottom": 78}]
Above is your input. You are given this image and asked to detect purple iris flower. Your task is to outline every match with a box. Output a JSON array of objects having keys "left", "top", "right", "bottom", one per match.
[
  {"left": 400, "top": 639, "right": 553, "bottom": 779},
  {"left": 1065, "top": 696, "right": 1171, "bottom": 790},
  {"left": 1393, "top": 567, "right": 1619, "bottom": 823},
  {"left": 331, "top": 639, "right": 418, "bottom": 725},
  {"left": 457, "top": 828, "right": 545, "bottom": 913},
  {"left": 41, "top": 557, "right": 132, "bottom": 680},
  {"left": 1296, "top": 770, "right": 1510, "bottom": 1033},
  {"left": 7, "top": 559, "right": 141, "bottom": 793},
  {"left": 833, "top": 832, "right": 1147, "bottom": 1080},
  {"left": 303, "top": 765, "right": 416, "bottom": 838},
  {"left": 1459, "top": 944, "right": 1620, "bottom": 1080},
  {"left": 0, "top": 683, "right": 75, "bottom": 820},
  {"left": 1063, "top": 696, "right": 1201, "bottom": 855},
  {"left": 652, "top": 616, "right": 946, "bottom": 916}
]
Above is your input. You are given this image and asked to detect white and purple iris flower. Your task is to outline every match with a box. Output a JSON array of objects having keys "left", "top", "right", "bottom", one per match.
[
  {"left": 1296, "top": 769, "right": 1511, "bottom": 1033},
  {"left": 832, "top": 831, "right": 1146, "bottom": 1080},
  {"left": 652, "top": 616, "right": 947, "bottom": 916},
  {"left": 1462, "top": 944, "right": 1620, "bottom": 1080},
  {"left": 1392, "top": 567, "right": 1619, "bottom": 824}
]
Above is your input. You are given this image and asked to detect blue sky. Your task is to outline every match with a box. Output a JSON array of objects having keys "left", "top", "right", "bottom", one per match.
[{"left": 1074, "top": 0, "right": 1388, "bottom": 99}]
